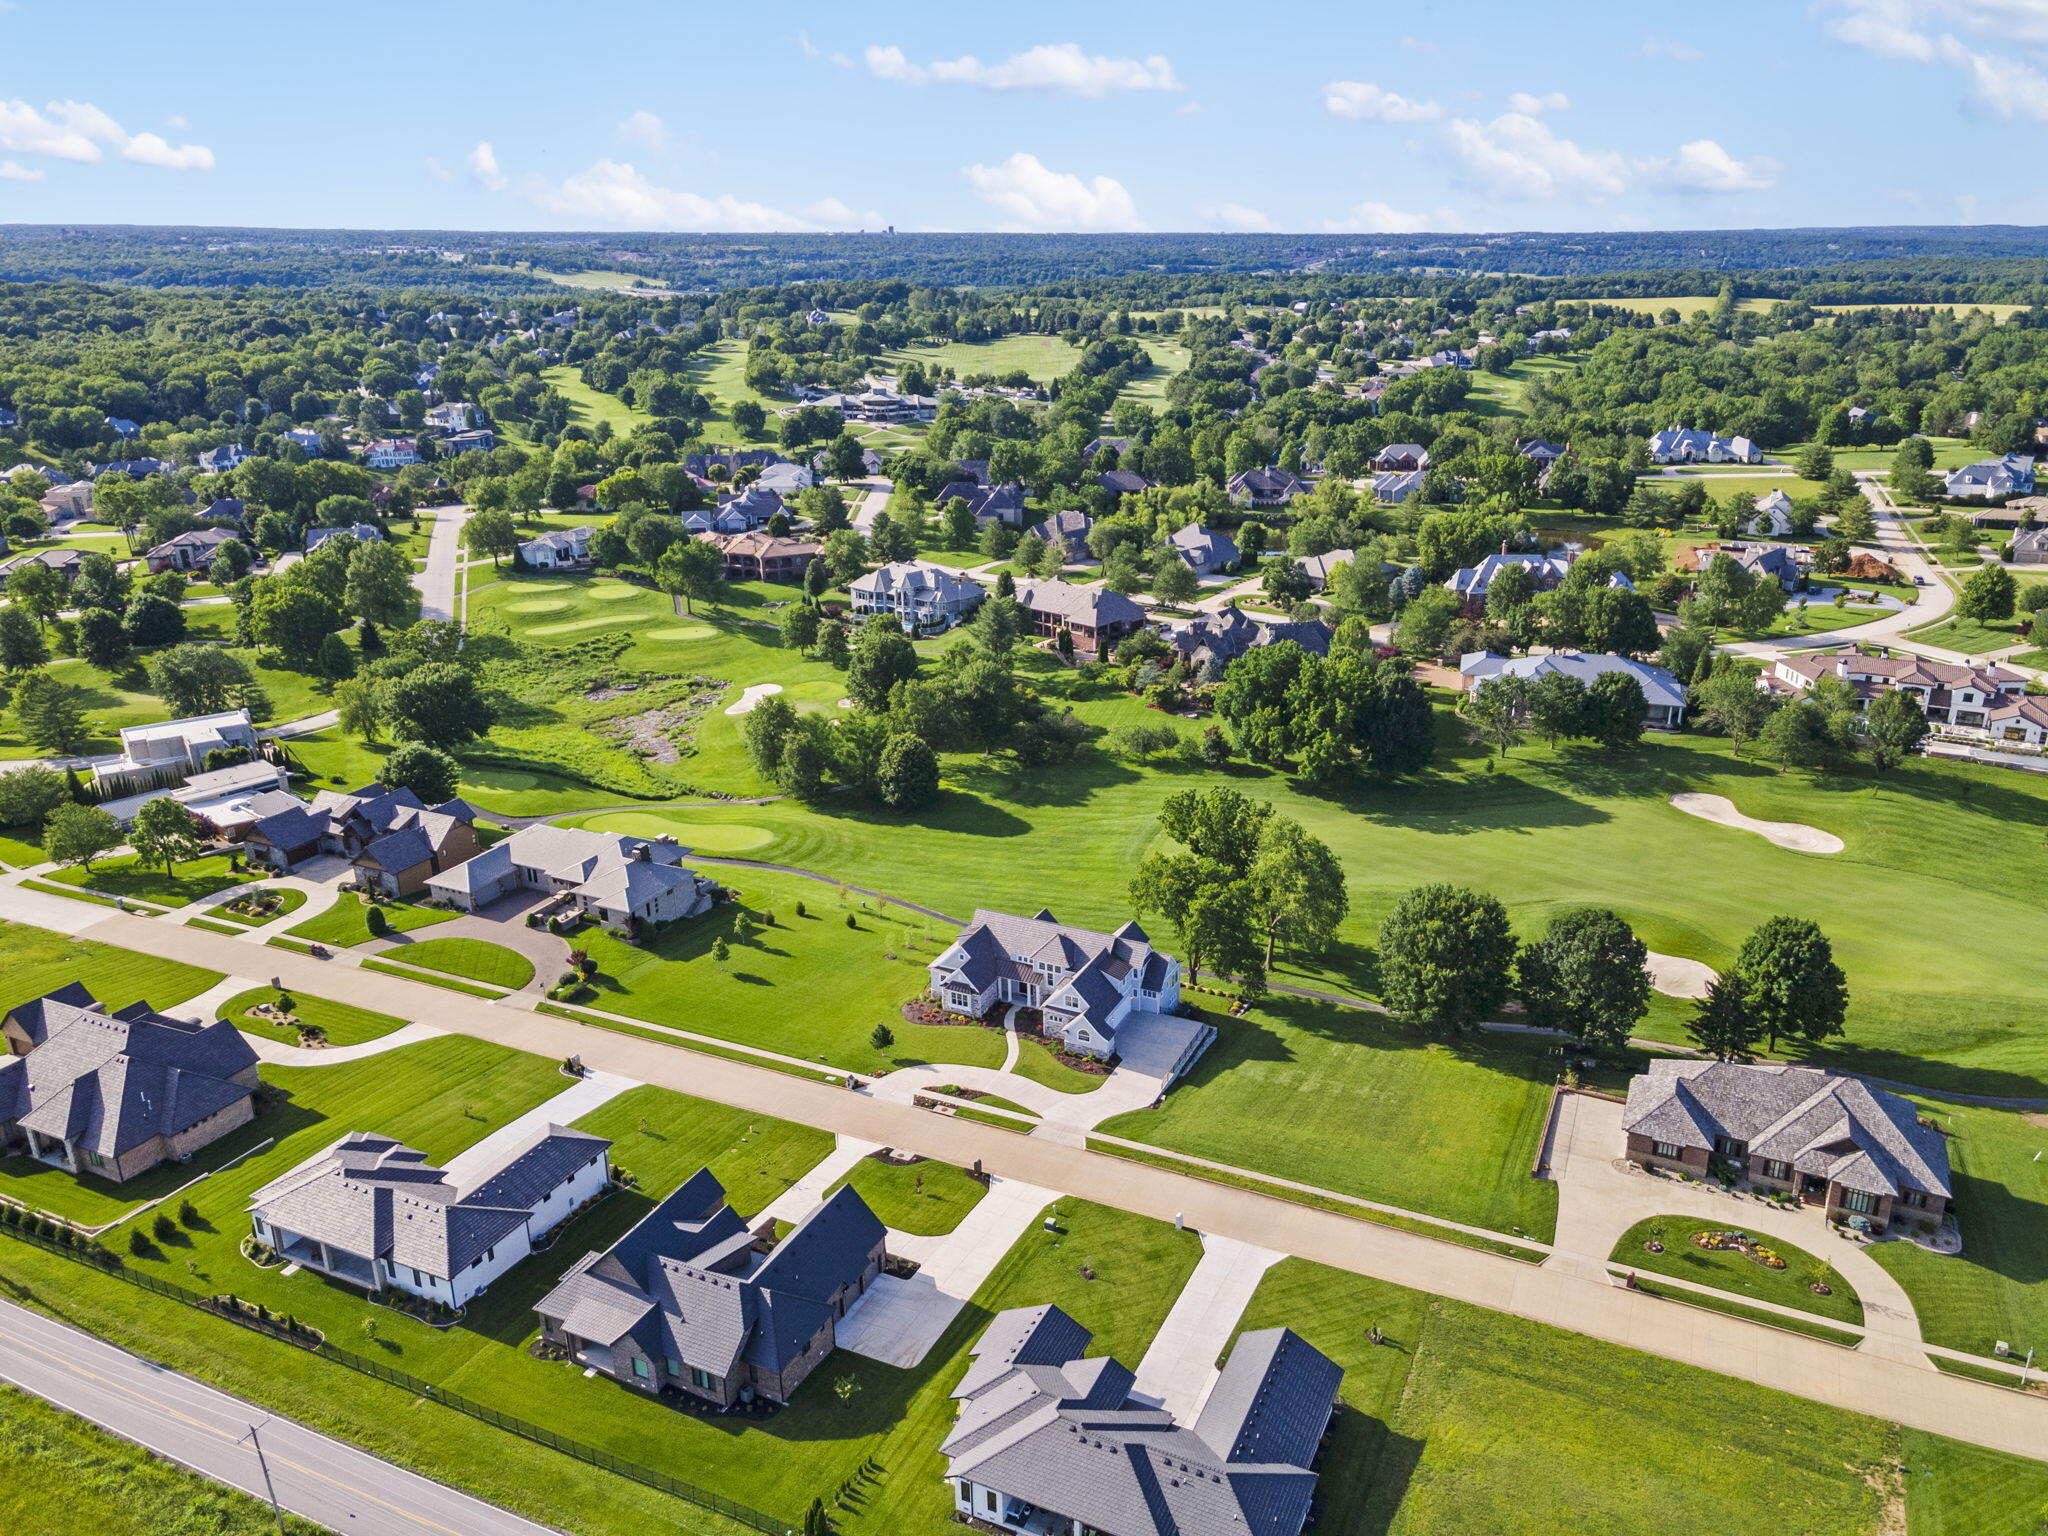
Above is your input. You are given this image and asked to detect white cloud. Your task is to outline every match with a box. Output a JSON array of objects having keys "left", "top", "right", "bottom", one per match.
[
  {"left": 1323, "top": 199, "right": 1460, "bottom": 233},
  {"left": 1444, "top": 111, "right": 1630, "bottom": 199},
  {"left": 801, "top": 196, "right": 888, "bottom": 226},
  {"left": 1507, "top": 90, "right": 1571, "bottom": 114},
  {"left": 796, "top": 30, "right": 820, "bottom": 58},
  {"left": 0, "top": 98, "right": 212, "bottom": 170},
  {"left": 0, "top": 159, "right": 42, "bottom": 181},
  {"left": 468, "top": 140, "right": 505, "bottom": 191},
  {"left": 423, "top": 156, "right": 451, "bottom": 182},
  {"left": 616, "top": 111, "right": 667, "bottom": 152},
  {"left": 165, "top": 114, "right": 188, "bottom": 129},
  {"left": 1322, "top": 80, "right": 1443, "bottom": 122},
  {"left": 1643, "top": 138, "right": 1777, "bottom": 192},
  {"left": 866, "top": 42, "right": 1179, "bottom": 95},
  {"left": 1642, "top": 36, "right": 1705, "bottom": 60},
  {"left": 1821, "top": 1, "right": 2048, "bottom": 119},
  {"left": 523, "top": 159, "right": 817, "bottom": 231},
  {"left": 1204, "top": 201, "right": 1276, "bottom": 231},
  {"left": 961, "top": 152, "right": 1144, "bottom": 230}
]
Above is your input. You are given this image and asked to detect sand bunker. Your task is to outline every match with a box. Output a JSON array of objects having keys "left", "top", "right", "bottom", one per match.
[
  {"left": 1646, "top": 952, "right": 1718, "bottom": 999},
  {"left": 1669, "top": 793, "right": 1844, "bottom": 855},
  {"left": 724, "top": 683, "right": 784, "bottom": 716}
]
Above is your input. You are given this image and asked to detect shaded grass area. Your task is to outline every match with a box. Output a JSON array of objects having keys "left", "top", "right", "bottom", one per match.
[
  {"left": 374, "top": 936, "right": 535, "bottom": 990},
  {"left": 832, "top": 1155, "right": 988, "bottom": 1236},
  {"left": 219, "top": 985, "right": 408, "bottom": 1048},
  {"left": 0, "top": 1383, "right": 325, "bottom": 1536},
  {"left": 287, "top": 893, "right": 454, "bottom": 947},
  {"left": 1609, "top": 1215, "right": 1864, "bottom": 1325}
]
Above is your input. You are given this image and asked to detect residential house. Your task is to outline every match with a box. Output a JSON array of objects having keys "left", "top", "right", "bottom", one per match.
[
  {"left": 1647, "top": 427, "right": 1761, "bottom": 465},
  {"left": 1164, "top": 605, "right": 1332, "bottom": 672},
  {"left": 1084, "top": 436, "right": 1133, "bottom": 459},
  {"left": 754, "top": 461, "right": 815, "bottom": 496},
  {"left": 197, "top": 444, "right": 248, "bottom": 474},
  {"left": 1515, "top": 439, "right": 1566, "bottom": 467},
  {"left": 935, "top": 481, "right": 1026, "bottom": 528},
  {"left": 705, "top": 531, "right": 820, "bottom": 583},
  {"left": 1687, "top": 541, "right": 1804, "bottom": 590},
  {"left": 944, "top": 1305, "right": 1342, "bottom": 1536},
  {"left": 928, "top": 909, "right": 1182, "bottom": 1061},
  {"left": 94, "top": 709, "right": 260, "bottom": 789},
  {"left": 199, "top": 496, "right": 247, "bottom": 527},
  {"left": 1226, "top": 466, "right": 1307, "bottom": 507},
  {"left": 810, "top": 446, "right": 885, "bottom": 478},
  {"left": 805, "top": 308, "right": 831, "bottom": 324},
  {"left": 1298, "top": 548, "right": 1358, "bottom": 591},
  {"left": 248, "top": 1125, "right": 610, "bottom": 1306},
  {"left": 144, "top": 527, "right": 235, "bottom": 573},
  {"left": 536, "top": 1168, "right": 885, "bottom": 1406},
  {"left": 1944, "top": 454, "right": 2036, "bottom": 501},
  {"left": 1165, "top": 522, "right": 1241, "bottom": 576},
  {"left": 1372, "top": 443, "right": 1431, "bottom": 473},
  {"left": 1762, "top": 648, "right": 2027, "bottom": 737},
  {"left": 1014, "top": 579, "right": 1147, "bottom": 657},
  {"left": 1096, "top": 469, "right": 1152, "bottom": 500},
  {"left": 91, "top": 457, "right": 173, "bottom": 479},
  {"left": 1022, "top": 510, "right": 1094, "bottom": 564},
  {"left": 1623, "top": 1060, "right": 1949, "bottom": 1233},
  {"left": 427, "top": 824, "right": 717, "bottom": 931},
  {"left": 304, "top": 522, "right": 384, "bottom": 553},
  {"left": 441, "top": 429, "right": 495, "bottom": 456},
  {"left": 0, "top": 547, "right": 81, "bottom": 583},
  {"left": 1372, "top": 469, "right": 1426, "bottom": 504},
  {"left": 2008, "top": 527, "right": 2048, "bottom": 565},
  {"left": 0, "top": 407, "right": 16, "bottom": 429},
  {"left": 280, "top": 429, "right": 324, "bottom": 455},
  {"left": 104, "top": 416, "right": 141, "bottom": 439},
  {"left": 682, "top": 448, "right": 787, "bottom": 481},
  {"left": 1748, "top": 488, "right": 1796, "bottom": 537},
  {"left": 38, "top": 482, "right": 94, "bottom": 521},
  {"left": 363, "top": 438, "right": 420, "bottom": 469},
  {"left": 1443, "top": 549, "right": 1572, "bottom": 606},
  {"left": 519, "top": 526, "right": 594, "bottom": 569},
  {"left": 425, "top": 402, "right": 476, "bottom": 432},
  {"left": 1985, "top": 694, "right": 2048, "bottom": 746},
  {"left": 99, "top": 758, "right": 289, "bottom": 835},
  {"left": 0, "top": 985, "right": 261, "bottom": 1185},
  {"left": 713, "top": 484, "right": 786, "bottom": 532},
  {"left": 241, "top": 782, "right": 482, "bottom": 892},
  {"left": 1459, "top": 650, "right": 1688, "bottom": 728},
  {"left": 849, "top": 560, "right": 985, "bottom": 631}
]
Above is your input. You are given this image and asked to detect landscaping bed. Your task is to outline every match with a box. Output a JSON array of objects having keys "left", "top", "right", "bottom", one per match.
[{"left": 211, "top": 888, "right": 308, "bottom": 927}]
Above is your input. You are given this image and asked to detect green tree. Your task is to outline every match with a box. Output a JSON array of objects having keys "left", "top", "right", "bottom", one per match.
[
  {"left": 0, "top": 763, "right": 67, "bottom": 828},
  {"left": 1516, "top": 907, "right": 1651, "bottom": 1049},
  {"left": 1582, "top": 669, "right": 1650, "bottom": 751},
  {"left": 251, "top": 581, "right": 344, "bottom": 666},
  {"left": 1526, "top": 670, "right": 1586, "bottom": 747},
  {"left": 1377, "top": 884, "right": 1517, "bottom": 1034},
  {"left": 0, "top": 604, "right": 47, "bottom": 672},
  {"left": 1247, "top": 816, "right": 1348, "bottom": 970},
  {"left": 1688, "top": 973, "right": 1761, "bottom": 1061},
  {"left": 334, "top": 676, "right": 383, "bottom": 743},
  {"left": 463, "top": 508, "right": 520, "bottom": 566},
  {"left": 376, "top": 741, "right": 459, "bottom": 803},
  {"left": 343, "top": 540, "right": 422, "bottom": 627},
  {"left": 1956, "top": 561, "right": 2016, "bottom": 623},
  {"left": 75, "top": 608, "right": 129, "bottom": 670},
  {"left": 122, "top": 592, "right": 185, "bottom": 648},
  {"left": 846, "top": 619, "right": 919, "bottom": 711},
  {"left": 5, "top": 560, "right": 66, "bottom": 627},
  {"left": 1732, "top": 916, "right": 1849, "bottom": 1053},
  {"left": 1693, "top": 667, "right": 1775, "bottom": 756},
  {"left": 875, "top": 732, "right": 940, "bottom": 810},
  {"left": 778, "top": 602, "right": 822, "bottom": 653},
  {"left": 128, "top": 795, "right": 202, "bottom": 878},
  {"left": 44, "top": 801, "right": 122, "bottom": 872},
  {"left": 778, "top": 729, "right": 828, "bottom": 799},
  {"left": 1151, "top": 557, "right": 1199, "bottom": 609},
  {"left": 656, "top": 538, "right": 728, "bottom": 616},
  {"left": 147, "top": 645, "right": 254, "bottom": 717},
  {"left": 11, "top": 672, "right": 88, "bottom": 753},
  {"left": 1460, "top": 673, "right": 1529, "bottom": 757},
  {"left": 382, "top": 663, "right": 494, "bottom": 749},
  {"left": 1757, "top": 697, "right": 1838, "bottom": 774},
  {"left": 1862, "top": 686, "right": 1928, "bottom": 771}
]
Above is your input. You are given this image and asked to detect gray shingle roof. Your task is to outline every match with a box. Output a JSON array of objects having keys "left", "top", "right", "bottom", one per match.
[{"left": 1014, "top": 578, "right": 1146, "bottom": 629}]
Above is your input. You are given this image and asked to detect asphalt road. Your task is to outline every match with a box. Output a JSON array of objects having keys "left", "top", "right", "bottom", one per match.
[{"left": 0, "top": 1296, "right": 563, "bottom": 1536}]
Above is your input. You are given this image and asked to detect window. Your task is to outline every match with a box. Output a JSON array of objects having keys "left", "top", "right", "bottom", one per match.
[
  {"left": 1841, "top": 1189, "right": 1879, "bottom": 1215},
  {"left": 86, "top": 1149, "right": 103, "bottom": 1168},
  {"left": 984, "top": 1488, "right": 999, "bottom": 1515},
  {"left": 691, "top": 1367, "right": 715, "bottom": 1391},
  {"left": 631, "top": 1357, "right": 651, "bottom": 1380},
  {"left": 1903, "top": 1189, "right": 1929, "bottom": 1209},
  {"left": 1651, "top": 1141, "right": 1681, "bottom": 1160},
  {"left": 1762, "top": 1160, "right": 1791, "bottom": 1182},
  {"left": 1713, "top": 1136, "right": 1745, "bottom": 1157},
  {"left": 665, "top": 1356, "right": 682, "bottom": 1377}
]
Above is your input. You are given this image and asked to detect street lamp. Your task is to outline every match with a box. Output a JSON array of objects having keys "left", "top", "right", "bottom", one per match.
[{"left": 238, "top": 1419, "right": 287, "bottom": 1536}]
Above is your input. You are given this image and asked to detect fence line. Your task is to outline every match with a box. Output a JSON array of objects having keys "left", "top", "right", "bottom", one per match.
[{"left": 0, "top": 1217, "right": 797, "bottom": 1535}]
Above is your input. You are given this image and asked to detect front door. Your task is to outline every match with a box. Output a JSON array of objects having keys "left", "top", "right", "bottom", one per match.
[{"left": 1799, "top": 1174, "right": 1827, "bottom": 1203}]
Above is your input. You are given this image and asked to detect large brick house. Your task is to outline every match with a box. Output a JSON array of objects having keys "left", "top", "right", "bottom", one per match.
[
  {"left": 705, "top": 530, "right": 820, "bottom": 583},
  {"left": 1013, "top": 578, "right": 1147, "bottom": 657},
  {"left": 0, "top": 984, "right": 260, "bottom": 1184},
  {"left": 1622, "top": 1060, "right": 1950, "bottom": 1232},
  {"left": 535, "top": 1168, "right": 885, "bottom": 1406}
]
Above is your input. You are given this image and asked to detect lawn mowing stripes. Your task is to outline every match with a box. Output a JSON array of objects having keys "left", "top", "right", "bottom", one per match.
[{"left": 0, "top": 1218, "right": 803, "bottom": 1536}]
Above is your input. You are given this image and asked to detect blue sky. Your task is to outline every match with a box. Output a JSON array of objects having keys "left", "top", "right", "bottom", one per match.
[{"left": 4, "top": 1, "right": 2048, "bottom": 234}]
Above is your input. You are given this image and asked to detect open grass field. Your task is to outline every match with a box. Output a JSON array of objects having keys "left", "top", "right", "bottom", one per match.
[
  {"left": 43, "top": 852, "right": 244, "bottom": 908},
  {"left": 1609, "top": 1216, "right": 1864, "bottom": 1325},
  {"left": 0, "top": 920, "right": 218, "bottom": 1018},
  {"left": 0, "top": 1384, "right": 326, "bottom": 1536},
  {"left": 1905, "top": 616, "right": 2031, "bottom": 654},
  {"left": 1567, "top": 295, "right": 1780, "bottom": 317},
  {"left": 287, "top": 893, "right": 454, "bottom": 946},
  {"left": 1119, "top": 334, "right": 1193, "bottom": 406},
  {"left": 541, "top": 364, "right": 651, "bottom": 437},
  {"left": 218, "top": 984, "right": 409, "bottom": 1047},
  {"left": 1466, "top": 353, "right": 1578, "bottom": 418},
  {"left": 373, "top": 935, "right": 535, "bottom": 990},
  {"left": 881, "top": 335, "right": 1084, "bottom": 384},
  {"left": 832, "top": 1152, "right": 988, "bottom": 1235},
  {"left": 1871, "top": 1097, "right": 2048, "bottom": 1359}
]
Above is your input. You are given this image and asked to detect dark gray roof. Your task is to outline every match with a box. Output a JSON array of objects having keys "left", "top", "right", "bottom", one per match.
[
  {"left": 0, "top": 987, "right": 257, "bottom": 1160},
  {"left": 1164, "top": 606, "right": 1330, "bottom": 668},
  {"left": 1097, "top": 469, "right": 1151, "bottom": 495},
  {"left": 1624, "top": 1061, "right": 1949, "bottom": 1200},
  {"left": 4, "top": 981, "right": 99, "bottom": 1048},
  {"left": 1015, "top": 578, "right": 1146, "bottom": 629},
  {"left": 1192, "top": 1328, "right": 1345, "bottom": 1467},
  {"left": 357, "top": 825, "right": 432, "bottom": 873}
]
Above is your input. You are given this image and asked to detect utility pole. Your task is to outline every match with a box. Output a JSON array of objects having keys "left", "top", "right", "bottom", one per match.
[{"left": 238, "top": 1419, "right": 287, "bottom": 1536}]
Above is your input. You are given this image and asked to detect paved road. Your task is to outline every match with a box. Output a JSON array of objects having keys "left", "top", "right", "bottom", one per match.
[
  {"left": 5, "top": 885, "right": 2048, "bottom": 1463},
  {"left": 0, "top": 1297, "right": 562, "bottom": 1536},
  {"left": 413, "top": 505, "right": 470, "bottom": 623}
]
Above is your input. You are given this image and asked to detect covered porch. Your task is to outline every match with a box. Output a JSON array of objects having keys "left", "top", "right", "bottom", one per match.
[{"left": 274, "top": 1229, "right": 379, "bottom": 1288}]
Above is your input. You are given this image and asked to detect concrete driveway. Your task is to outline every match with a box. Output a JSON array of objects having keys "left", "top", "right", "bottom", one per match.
[{"left": 1546, "top": 1092, "right": 1929, "bottom": 1365}]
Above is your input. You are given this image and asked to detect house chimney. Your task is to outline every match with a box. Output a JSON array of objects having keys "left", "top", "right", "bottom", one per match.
[{"left": 632, "top": 842, "right": 650, "bottom": 862}]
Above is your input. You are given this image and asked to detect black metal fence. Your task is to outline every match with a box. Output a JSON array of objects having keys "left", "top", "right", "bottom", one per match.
[{"left": 0, "top": 1218, "right": 797, "bottom": 1535}]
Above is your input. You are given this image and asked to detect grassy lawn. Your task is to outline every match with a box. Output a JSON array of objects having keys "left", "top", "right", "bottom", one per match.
[
  {"left": 880, "top": 335, "right": 1084, "bottom": 385},
  {"left": 1609, "top": 1216, "right": 1864, "bottom": 1325},
  {"left": 542, "top": 365, "right": 651, "bottom": 436},
  {"left": 1239, "top": 1258, "right": 1906, "bottom": 1536},
  {"left": 0, "top": 1384, "right": 325, "bottom": 1536},
  {"left": 0, "top": 920, "right": 218, "bottom": 1017},
  {"left": 287, "top": 893, "right": 454, "bottom": 947},
  {"left": 1098, "top": 1001, "right": 1562, "bottom": 1239},
  {"left": 44, "top": 852, "right": 245, "bottom": 907},
  {"left": 1905, "top": 616, "right": 2031, "bottom": 654},
  {"left": 832, "top": 1154, "right": 988, "bottom": 1236},
  {"left": 206, "top": 885, "right": 307, "bottom": 926},
  {"left": 373, "top": 935, "right": 535, "bottom": 990},
  {"left": 1902, "top": 1429, "right": 2048, "bottom": 1536},
  {"left": 1870, "top": 1098, "right": 2048, "bottom": 1359},
  {"left": 218, "top": 985, "right": 408, "bottom": 1048}
]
